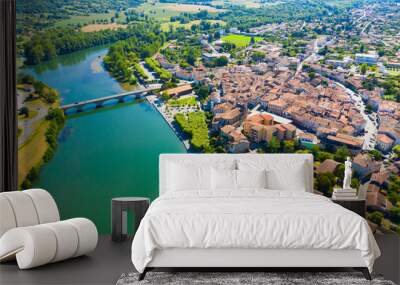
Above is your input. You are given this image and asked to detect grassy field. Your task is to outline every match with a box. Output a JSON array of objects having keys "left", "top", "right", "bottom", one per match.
[
  {"left": 167, "top": 96, "right": 197, "bottom": 107},
  {"left": 81, "top": 23, "right": 127, "bottom": 32},
  {"left": 18, "top": 121, "right": 49, "bottom": 186},
  {"left": 221, "top": 34, "right": 264, "bottom": 47},
  {"left": 175, "top": 111, "right": 209, "bottom": 150},
  {"left": 387, "top": 70, "right": 400, "bottom": 76},
  {"left": 211, "top": 0, "right": 263, "bottom": 8},
  {"left": 160, "top": 19, "right": 226, "bottom": 31},
  {"left": 135, "top": 1, "right": 225, "bottom": 22},
  {"left": 54, "top": 11, "right": 126, "bottom": 28}
]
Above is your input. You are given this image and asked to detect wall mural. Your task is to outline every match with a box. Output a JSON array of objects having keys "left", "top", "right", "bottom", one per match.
[{"left": 17, "top": 0, "right": 400, "bottom": 234}]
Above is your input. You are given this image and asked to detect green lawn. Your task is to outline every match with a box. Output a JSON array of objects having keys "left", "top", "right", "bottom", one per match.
[
  {"left": 175, "top": 111, "right": 209, "bottom": 150},
  {"left": 221, "top": 34, "right": 264, "bottom": 47},
  {"left": 387, "top": 70, "right": 400, "bottom": 76},
  {"left": 168, "top": 96, "right": 197, "bottom": 107}
]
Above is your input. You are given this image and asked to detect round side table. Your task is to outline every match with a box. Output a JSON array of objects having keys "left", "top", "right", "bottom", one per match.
[{"left": 111, "top": 197, "right": 150, "bottom": 242}]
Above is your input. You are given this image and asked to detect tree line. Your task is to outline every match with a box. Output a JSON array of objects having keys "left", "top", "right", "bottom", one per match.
[{"left": 23, "top": 26, "right": 153, "bottom": 65}]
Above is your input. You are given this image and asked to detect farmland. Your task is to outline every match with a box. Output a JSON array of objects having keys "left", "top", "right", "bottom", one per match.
[
  {"left": 211, "top": 0, "right": 264, "bottom": 8},
  {"left": 81, "top": 23, "right": 127, "bottom": 32},
  {"left": 135, "top": 1, "right": 225, "bottom": 21},
  {"left": 54, "top": 11, "right": 126, "bottom": 28},
  {"left": 221, "top": 34, "right": 264, "bottom": 47}
]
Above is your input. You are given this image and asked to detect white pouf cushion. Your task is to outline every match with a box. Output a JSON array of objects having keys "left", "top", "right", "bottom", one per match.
[
  {"left": 24, "top": 189, "right": 60, "bottom": 224},
  {"left": 0, "top": 218, "right": 97, "bottom": 269},
  {"left": 0, "top": 189, "right": 98, "bottom": 269},
  {"left": 1, "top": 191, "right": 40, "bottom": 227},
  {"left": 0, "top": 226, "right": 57, "bottom": 268},
  {"left": 42, "top": 221, "right": 79, "bottom": 262},
  {"left": 66, "top": 218, "right": 98, "bottom": 257},
  {"left": 0, "top": 196, "right": 17, "bottom": 237}
]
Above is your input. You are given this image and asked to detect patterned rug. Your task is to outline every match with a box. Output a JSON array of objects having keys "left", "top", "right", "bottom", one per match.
[{"left": 117, "top": 271, "right": 396, "bottom": 285}]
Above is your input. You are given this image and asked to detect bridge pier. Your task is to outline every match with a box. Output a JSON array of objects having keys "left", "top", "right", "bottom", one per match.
[
  {"left": 95, "top": 102, "right": 102, "bottom": 109},
  {"left": 118, "top": 97, "right": 125, "bottom": 103}
]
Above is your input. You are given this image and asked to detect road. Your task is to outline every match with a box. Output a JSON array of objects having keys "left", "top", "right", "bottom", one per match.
[
  {"left": 17, "top": 92, "right": 49, "bottom": 147},
  {"left": 139, "top": 61, "right": 156, "bottom": 82},
  {"left": 335, "top": 82, "right": 378, "bottom": 150},
  {"left": 296, "top": 37, "right": 320, "bottom": 75},
  {"left": 361, "top": 21, "right": 371, "bottom": 35}
]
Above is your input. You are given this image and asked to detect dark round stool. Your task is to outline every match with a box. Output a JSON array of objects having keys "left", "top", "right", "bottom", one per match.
[{"left": 111, "top": 197, "right": 150, "bottom": 242}]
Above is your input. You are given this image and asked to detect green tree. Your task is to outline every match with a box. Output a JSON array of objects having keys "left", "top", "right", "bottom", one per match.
[
  {"left": 19, "top": 106, "right": 29, "bottom": 118},
  {"left": 266, "top": 137, "right": 280, "bottom": 153},
  {"left": 365, "top": 104, "right": 373, "bottom": 114},
  {"left": 186, "top": 48, "right": 197, "bottom": 66},
  {"left": 369, "top": 211, "right": 384, "bottom": 226},
  {"left": 251, "top": 51, "right": 265, "bottom": 62},
  {"left": 26, "top": 166, "right": 40, "bottom": 182},
  {"left": 334, "top": 164, "right": 345, "bottom": 183},
  {"left": 214, "top": 56, "right": 229, "bottom": 67},
  {"left": 282, "top": 140, "right": 295, "bottom": 153},
  {"left": 161, "top": 92, "right": 172, "bottom": 101},
  {"left": 334, "top": 146, "right": 350, "bottom": 163},
  {"left": 193, "top": 83, "right": 210, "bottom": 102},
  {"left": 393, "top": 145, "right": 400, "bottom": 159},
  {"left": 221, "top": 42, "right": 236, "bottom": 52},
  {"left": 351, "top": 178, "right": 360, "bottom": 190},
  {"left": 389, "top": 207, "right": 400, "bottom": 224},
  {"left": 316, "top": 173, "right": 335, "bottom": 195},
  {"left": 18, "top": 74, "right": 35, "bottom": 84},
  {"left": 360, "top": 64, "right": 368, "bottom": 75},
  {"left": 46, "top": 108, "right": 65, "bottom": 125},
  {"left": 369, "top": 150, "right": 383, "bottom": 160},
  {"left": 315, "top": 151, "right": 333, "bottom": 162}
]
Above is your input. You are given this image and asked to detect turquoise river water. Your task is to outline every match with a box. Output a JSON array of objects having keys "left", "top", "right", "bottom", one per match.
[{"left": 24, "top": 46, "right": 186, "bottom": 233}]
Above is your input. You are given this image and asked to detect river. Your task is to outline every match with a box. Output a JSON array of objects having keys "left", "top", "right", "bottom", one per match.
[{"left": 24, "top": 46, "right": 186, "bottom": 234}]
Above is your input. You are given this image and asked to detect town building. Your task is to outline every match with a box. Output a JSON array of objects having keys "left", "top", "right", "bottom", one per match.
[
  {"left": 220, "top": 125, "right": 250, "bottom": 153},
  {"left": 376, "top": 134, "right": 394, "bottom": 153},
  {"left": 352, "top": 153, "right": 381, "bottom": 178},
  {"left": 243, "top": 113, "right": 273, "bottom": 135},
  {"left": 355, "top": 53, "right": 379, "bottom": 65},
  {"left": 202, "top": 52, "right": 231, "bottom": 63},
  {"left": 211, "top": 104, "right": 244, "bottom": 132},
  {"left": 366, "top": 183, "right": 393, "bottom": 211},
  {"left": 326, "top": 133, "right": 363, "bottom": 152},
  {"left": 164, "top": 84, "right": 193, "bottom": 97},
  {"left": 298, "top": 132, "right": 319, "bottom": 147},
  {"left": 316, "top": 159, "right": 340, "bottom": 174}
]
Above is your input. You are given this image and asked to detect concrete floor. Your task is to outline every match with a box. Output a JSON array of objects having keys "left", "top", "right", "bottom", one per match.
[
  {"left": 0, "top": 236, "right": 134, "bottom": 285},
  {"left": 1, "top": 234, "right": 399, "bottom": 285}
]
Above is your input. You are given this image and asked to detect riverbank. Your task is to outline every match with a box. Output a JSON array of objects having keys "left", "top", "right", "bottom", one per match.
[
  {"left": 18, "top": 120, "right": 50, "bottom": 186},
  {"left": 16, "top": 78, "right": 62, "bottom": 188},
  {"left": 146, "top": 95, "right": 190, "bottom": 150}
]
